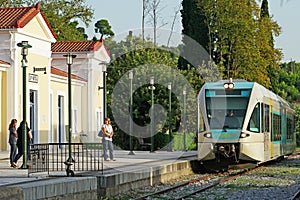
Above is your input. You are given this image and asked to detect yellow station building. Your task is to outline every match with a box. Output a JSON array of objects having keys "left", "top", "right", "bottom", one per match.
[{"left": 0, "top": 3, "right": 110, "bottom": 150}]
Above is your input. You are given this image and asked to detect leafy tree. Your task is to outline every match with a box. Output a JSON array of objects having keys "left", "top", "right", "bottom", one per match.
[
  {"left": 259, "top": 0, "right": 282, "bottom": 89},
  {"left": 274, "top": 61, "right": 300, "bottom": 102},
  {"left": 0, "top": 0, "right": 23, "bottom": 6},
  {"left": 275, "top": 61, "right": 300, "bottom": 147},
  {"left": 39, "top": 0, "right": 93, "bottom": 41},
  {"left": 105, "top": 34, "right": 202, "bottom": 150},
  {"left": 94, "top": 19, "right": 115, "bottom": 41},
  {"left": 180, "top": 0, "right": 282, "bottom": 88}
]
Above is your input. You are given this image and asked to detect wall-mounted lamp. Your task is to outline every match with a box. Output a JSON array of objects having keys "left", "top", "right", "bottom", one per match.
[{"left": 33, "top": 67, "right": 47, "bottom": 74}]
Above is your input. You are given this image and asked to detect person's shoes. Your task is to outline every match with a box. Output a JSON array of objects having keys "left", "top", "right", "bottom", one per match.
[
  {"left": 104, "top": 158, "right": 110, "bottom": 161},
  {"left": 11, "top": 162, "right": 17, "bottom": 168},
  {"left": 111, "top": 158, "right": 116, "bottom": 161}
]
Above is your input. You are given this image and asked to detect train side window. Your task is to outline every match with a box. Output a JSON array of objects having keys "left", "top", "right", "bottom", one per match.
[
  {"left": 263, "top": 104, "right": 270, "bottom": 132},
  {"left": 247, "top": 103, "right": 260, "bottom": 133},
  {"left": 272, "top": 113, "right": 281, "bottom": 141},
  {"left": 286, "top": 115, "right": 294, "bottom": 140}
]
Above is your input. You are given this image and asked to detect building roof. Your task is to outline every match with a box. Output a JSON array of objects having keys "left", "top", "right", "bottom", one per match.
[
  {"left": 0, "top": 60, "right": 10, "bottom": 65},
  {"left": 51, "top": 40, "right": 105, "bottom": 53},
  {"left": 51, "top": 67, "right": 86, "bottom": 82},
  {"left": 0, "top": 3, "right": 56, "bottom": 38}
]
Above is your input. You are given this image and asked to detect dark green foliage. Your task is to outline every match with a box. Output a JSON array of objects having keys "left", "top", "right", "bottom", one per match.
[
  {"left": 274, "top": 62, "right": 300, "bottom": 102},
  {"left": 179, "top": 0, "right": 281, "bottom": 88},
  {"left": 172, "top": 132, "right": 197, "bottom": 151},
  {"left": 94, "top": 19, "right": 115, "bottom": 40},
  {"left": 105, "top": 36, "right": 184, "bottom": 150},
  {"left": 260, "top": 0, "right": 270, "bottom": 18},
  {"left": 178, "top": 0, "right": 209, "bottom": 70},
  {"left": 272, "top": 61, "right": 300, "bottom": 147}
]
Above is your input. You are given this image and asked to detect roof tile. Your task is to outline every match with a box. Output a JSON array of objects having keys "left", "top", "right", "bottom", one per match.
[
  {"left": 51, "top": 41, "right": 103, "bottom": 52},
  {"left": 0, "top": 3, "right": 56, "bottom": 38},
  {"left": 0, "top": 60, "right": 10, "bottom": 65}
]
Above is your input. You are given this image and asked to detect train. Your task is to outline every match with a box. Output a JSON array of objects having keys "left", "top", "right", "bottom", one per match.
[{"left": 197, "top": 79, "right": 296, "bottom": 169}]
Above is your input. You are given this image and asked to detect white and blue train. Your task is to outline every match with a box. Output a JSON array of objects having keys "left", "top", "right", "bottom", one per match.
[{"left": 197, "top": 79, "right": 296, "bottom": 168}]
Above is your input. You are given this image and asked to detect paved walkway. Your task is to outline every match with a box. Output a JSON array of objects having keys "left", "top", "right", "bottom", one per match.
[
  {"left": 0, "top": 150, "right": 197, "bottom": 186},
  {"left": 0, "top": 151, "right": 37, "bottom": 186}
]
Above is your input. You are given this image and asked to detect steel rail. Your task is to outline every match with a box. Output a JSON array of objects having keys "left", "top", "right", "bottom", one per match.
[{"left": 174, "top": 166, "right": 264, "bottom": 200}]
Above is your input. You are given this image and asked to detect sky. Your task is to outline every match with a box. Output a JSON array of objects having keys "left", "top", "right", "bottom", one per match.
[{"left": 84, "top": 0, "right": 300, "bottom": 62}]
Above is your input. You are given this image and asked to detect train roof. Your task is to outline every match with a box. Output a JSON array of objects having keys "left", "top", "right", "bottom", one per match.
[
  {"left": 200, "top": 80, "right": 294, "bottom": 109},
  {"left": 203, "top": 80, "right": 254, "bottom": 89}
]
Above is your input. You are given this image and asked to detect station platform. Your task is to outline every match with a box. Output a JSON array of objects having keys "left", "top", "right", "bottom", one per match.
[{"left": 0, "top": 150, "right": 199, "bottom": 199}]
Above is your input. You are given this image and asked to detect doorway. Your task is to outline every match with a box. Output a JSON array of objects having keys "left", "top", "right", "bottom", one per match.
[
  {"left": 58, "top": 95, "right": 65, "bottom": 147},
  {"left": 30, "top": 89, "right": 38, "bottom": 144}
]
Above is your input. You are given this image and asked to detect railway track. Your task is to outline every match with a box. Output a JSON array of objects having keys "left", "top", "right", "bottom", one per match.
[
  {"left": 175, "top": 166, "right": 263, "bottom": 200},
  {"left": 133, "top": 173, "right": 218, "bottom": 200},
  {"left": 134, "top": 165, "right": 262, "bottom": 200},
  {"left": 291, "top": 188, "right": 300, "bottom": 200}
]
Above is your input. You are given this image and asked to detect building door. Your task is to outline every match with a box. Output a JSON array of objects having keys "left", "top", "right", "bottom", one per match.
[
  {"left": 30, "top": 90, "right": 38, "bottom": 144},
  {"left": 58, "top": 95, "right": 65, "bottom": 147},
  {"left": 49, "top": 93, "right": 53, "bottom": 147}
]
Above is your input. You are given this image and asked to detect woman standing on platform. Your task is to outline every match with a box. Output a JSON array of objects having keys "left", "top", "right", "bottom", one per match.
[
  {"left": 102, "top": 117, "right": 116, "bottom": 161},
  {"left": 8, "top": 119, "right": 18, "bottom": 168},
  {"left": 13, "top": 121, "right": 32, "bottom": 168}
]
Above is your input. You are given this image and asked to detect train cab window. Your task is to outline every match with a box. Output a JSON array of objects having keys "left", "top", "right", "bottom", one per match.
[
  {"left": 247, "top": 103, "right": 260, "bottom": 133},
  {"left": 205, "top": 96, "right": 247, "bottom": 129}
]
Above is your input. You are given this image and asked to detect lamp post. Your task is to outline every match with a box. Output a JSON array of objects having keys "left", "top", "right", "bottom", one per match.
[
  {"left": 183, "top": 88, "right": 187, "bottom": 151},
  {"left": 101, "top": 64, "right": 107, "bottom": 121},
  {"left": 168, "top": 83, "right": 172, "bottom": 151},
  {"left": 128, "top": 70, "right": 135, "bottom": 155},
  {"left": 63, "top": 53, "right": 77, "bottom": 163},
  {"left": 149, "top": 77, "right": 155, "bottom": 152},
  {"left": 17, "top": 41, "right": 32, "bottom": 169},
  {"left": 98, "top": 62, "right": 108, "bottom": 123}
]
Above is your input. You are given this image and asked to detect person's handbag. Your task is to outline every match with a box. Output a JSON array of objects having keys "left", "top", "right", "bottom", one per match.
[{"left": 97, "top": 130, "right": 103, "bottom": 137}]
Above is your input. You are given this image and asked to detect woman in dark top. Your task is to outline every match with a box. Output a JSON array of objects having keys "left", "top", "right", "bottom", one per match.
[
  {"left": 13, "top": 121, "right": 32, "bottom": 168},
  {"left": 8, "top": 119, "right": 18, "bottom": 168}
]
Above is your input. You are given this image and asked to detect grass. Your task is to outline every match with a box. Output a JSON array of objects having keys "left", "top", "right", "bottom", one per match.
[
  {"left": 256, "top": 167, "right": 300, "bottom": 175},
  {"left": 227, "top": 175, "right": 295, "bottom": 187}
]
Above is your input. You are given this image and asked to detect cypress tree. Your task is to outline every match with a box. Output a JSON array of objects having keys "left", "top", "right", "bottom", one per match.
[
  {"left": 260, "top": 0, "right": 270, "bottom": 18},
  {"left": 260, "top": 0, "right": 274, "bottom": 46},
  {"left": 178, "top": 0, "right": 209, "bottom": 70}
]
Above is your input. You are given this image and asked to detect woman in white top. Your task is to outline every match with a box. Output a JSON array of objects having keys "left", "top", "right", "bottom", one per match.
[{"left": 102, "top": 117, "right": 115, "bottom": 161}]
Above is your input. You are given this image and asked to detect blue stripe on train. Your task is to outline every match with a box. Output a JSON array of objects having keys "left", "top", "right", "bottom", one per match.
[{"left": 211, "top": 130, "right": 241, "bottom": 140}]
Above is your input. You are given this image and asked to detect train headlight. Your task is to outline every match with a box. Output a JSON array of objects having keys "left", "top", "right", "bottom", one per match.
[
  {"left": 240, "top": 132, "right": 250, "bottom": 138},
  {"left": 224, "top": 78, "right": 234, "bottom": 89},
  {"left": 204, "top": 132, "right": 212, "bottom": 138},
  {"left": 224, "top": 82, "right": 234, "bottom": 89}
]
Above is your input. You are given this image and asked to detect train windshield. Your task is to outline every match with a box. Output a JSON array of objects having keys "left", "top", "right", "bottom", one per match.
[{"left": 205, "top": 90, "right": 250, "bottom": 129}]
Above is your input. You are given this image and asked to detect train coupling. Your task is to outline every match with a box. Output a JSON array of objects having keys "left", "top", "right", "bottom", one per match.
[{"left": 215, "top": 144, "right": 237, "bottom": 159}]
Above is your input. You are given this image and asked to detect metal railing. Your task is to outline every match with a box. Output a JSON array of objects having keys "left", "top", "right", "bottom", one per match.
[{"left": 28, "top": 143, "right": 103, "bottom": 176}]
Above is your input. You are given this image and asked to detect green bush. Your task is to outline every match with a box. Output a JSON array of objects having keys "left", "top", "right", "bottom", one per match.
[
  {"left": 171, "top": 132, "right": 197, "bottom": 151},
  {"left": 112, "top": 130, "right": 197, "bottom": 151}
]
